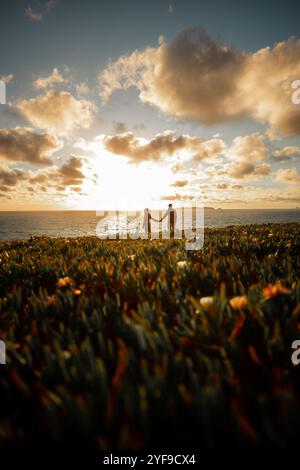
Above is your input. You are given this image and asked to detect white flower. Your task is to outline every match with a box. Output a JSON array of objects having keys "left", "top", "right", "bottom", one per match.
[
  {"left": 177, "top": 261, "right": 187, "bottom": 268},
  {"left": 199, "top": 296, "right": 214, "bottom": 311}
]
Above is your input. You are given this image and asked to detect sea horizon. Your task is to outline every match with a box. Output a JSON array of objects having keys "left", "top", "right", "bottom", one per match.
[{"left": 0, "top": 208, "right": 299, "bottom": 241}]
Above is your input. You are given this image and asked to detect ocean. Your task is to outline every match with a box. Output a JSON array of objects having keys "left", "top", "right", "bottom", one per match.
[{"left": 0, "top": 209, "right": 299, "bottom": 241}]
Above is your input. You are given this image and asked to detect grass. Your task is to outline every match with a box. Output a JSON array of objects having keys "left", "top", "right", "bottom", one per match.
[{"left": 0, "top": 223, "right": 300, "bottom": 449}]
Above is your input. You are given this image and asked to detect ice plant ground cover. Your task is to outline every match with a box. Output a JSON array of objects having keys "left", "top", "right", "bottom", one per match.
[{"left": 0, "top": 223, "right": 299, "bottom": 449}]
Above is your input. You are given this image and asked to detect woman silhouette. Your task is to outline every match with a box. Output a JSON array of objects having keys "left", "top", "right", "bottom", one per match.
[
  {"left": 143, "top": 208, "right": 152, "bottom": 239},
  {"left": 143, "top": 208, "right": 160, "bottom": 239}
]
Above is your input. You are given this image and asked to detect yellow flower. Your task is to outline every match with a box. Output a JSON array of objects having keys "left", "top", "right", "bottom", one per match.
[
  {"left": 230, "top": 295, "right": 248, "bottom": 310},
  {"left": 57, "top": 276, "right": 73, "bottom": 287},
  {"left": 263, "top": 283, "right": 290, "bottom": 298},
  {"left": 73, "top": 289, "right": 81, "bottom": 295},
  {"left": 199, "top": 296, "right": 214, "bottom": 311}
]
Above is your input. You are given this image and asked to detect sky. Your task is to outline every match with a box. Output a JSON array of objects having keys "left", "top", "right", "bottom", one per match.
[{"left": 1, "top": 0, "right": 300, "bottom": 210}]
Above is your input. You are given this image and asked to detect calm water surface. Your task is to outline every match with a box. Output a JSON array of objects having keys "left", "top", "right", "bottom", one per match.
[{"left": 0, "top": 209, "right": 299, "bottom": 241}]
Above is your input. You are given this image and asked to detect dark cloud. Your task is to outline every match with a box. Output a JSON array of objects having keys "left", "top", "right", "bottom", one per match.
[
  {"left": 0, "top": 165, "right": 27, "bottom": 190},
  {"left": 59, "top": 155, "right": 85, "bottom": 186},
  {"left": 29, "top": 155, "right": 85, "bottom": 191},
  {"left": 0, "top": 127, "right": 61, "bottom": 165},
  {"left": 104, "top": 131, "right": 225, "bottom": 163}
]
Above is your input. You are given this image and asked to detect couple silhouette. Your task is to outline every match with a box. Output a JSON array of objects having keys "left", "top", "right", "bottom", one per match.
[{"left": 143, "top": 204, "right": 177, "bottom": 239}]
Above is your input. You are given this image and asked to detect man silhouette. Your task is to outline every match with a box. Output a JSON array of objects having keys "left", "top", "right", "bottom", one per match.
[{"left": 160, "top": 203, "right": 177, "bottom": 239}]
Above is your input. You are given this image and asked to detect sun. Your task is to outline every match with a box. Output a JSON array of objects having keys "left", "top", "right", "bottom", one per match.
[{"left": 75, "top": 148, "right": 173, "bottom": 210}]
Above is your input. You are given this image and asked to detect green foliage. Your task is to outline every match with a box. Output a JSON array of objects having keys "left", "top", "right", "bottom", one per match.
[{"left": 0, "top": 223, "right": 299, "bottom": 448}]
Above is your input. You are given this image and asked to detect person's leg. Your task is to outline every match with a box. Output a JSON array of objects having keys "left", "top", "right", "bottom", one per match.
[
  {"left": 170, "top": 225, "right": 174, "bottom": 239},
  {"left": 169, "top": 211, "right": 175, "bottom": 239}
]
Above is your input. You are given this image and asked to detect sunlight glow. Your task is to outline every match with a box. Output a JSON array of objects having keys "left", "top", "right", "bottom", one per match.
[{"left": 76, "top": 148, "right": 174, "bottom": 210}]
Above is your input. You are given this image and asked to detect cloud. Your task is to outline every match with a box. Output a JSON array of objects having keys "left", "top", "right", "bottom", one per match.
[
  {"left": 171, "top": 162, "right": 185, "bottom": 174},
  {"left": 253, "top": 163, "right": 270, "bottom": 176},
  {"left": 171, "top": 180, "right": 188, "bottom": 187},
  {"left": 0, "top": 74, "right": 14, "bottom": 84},
  {"left": 103, "top": 130, "right": 225, "bottom": 163},
  {"left": 24, "top": 1, "right": 57, "bottom": 22},
  {"left": 240, "top": 38, "right": 300, "bottom": 136},
  {"left": 16, "top": 90, "right": 96, "bottom": 136},
  {"left": 260, "top": 192, "right": 300, "bottom": 204},
  {"left": 24, "top": 6, "right": 43, "bottom": 22},
  {"left": 112, "top": 121, "right": 128, "bottom": 134},
  {"left": 221, "top": 132, "right": 271, "bottom": 179},
  {"left": 30, "top": 155, "right": 85, "bottom": 190},
  {"left": 0, "top": 164, "right": 27, "bottom": 191},
  {"left": 111, "top": 121, "right": 146, "bottom": 134},
  {"left": 227, "top": 133, "right": 269, "bottom": 162},
  {"left": 0, "top": 127, "right": 62, "bottom": 165},
  {"left": 161, "top": 193, "right": 194, "bottom": 201},
  {"left": 228, "top": 161, "right": 270, "bottom": 179},
  {"left": 228, "top": 161, "right": 255, "bottom": 178},
  {"left": 99, "top": 28, "right": 300, "bottom": 135},
  {"left": 273, "top": 146, "right": 300, "bottom": 161},
  {"left": 275, "top": 168, "right": 300, "bottom": 184},
  {"left": 45, "top": 0, "right": 58, "bottom": 11},
  {"left": 0, "top": 155, "right": 86, "bottom": 199},
  {"left": 75, "top": 82, "right": 90, "bottom": 95},
  {"left": 216, "top": 183, "right": 243, "bottom": 190},
  {"left": 33, "top": 68, "right": 67, "bottom": 89},
  {"left": 59, "top": 155, "right": 85, "bottom": 186},
  {"left": 192, "top": 138, "right": 226, "bottom": 161},
  {"left": 99, "top": 29, "right": 245, "bottom": 125}
]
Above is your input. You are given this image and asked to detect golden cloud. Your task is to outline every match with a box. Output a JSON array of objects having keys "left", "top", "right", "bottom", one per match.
[
  {"left": 227, "top": 161, "right": 270, "bottom": 179},
  {"left": 99, "top": 29, "right": 300, "bottom": 135},
  {"left": 30, "top": 155, "right": 86, "bottom": 190},
  {"left": 16, "top": 90, "right": 96, "bottom": 136},
  {"left": 171, "top": 180, "right": 188, "bottom": 187},
  {"left": 275, "top": 168, "right": 300, "bottom": 184},
  {"left": 0, "top": 127, "right": 62, "bottom": 165},
  {"left": 273, "top": 146, "right": 300, "bottom": 161},
  {"left": 160, "top": 193, "right": 195, "bottom": 201},
  {"left": 227, "top": 133, "right": 269, "bottom": 162},
  {"left": 103, "top": 130, "right": 225, "bottom": 163},
  {"left": 33, "top": 68, "right": 67, "bottom": 89},
  {"left": 24, "top": 6, "right": 43, "bottom": 22},
  {"left": 0, "top": 154, "right": 86, "bottom": 199},
  {"left": 0, "top": 164, "right": 27, "bottom": 192}
]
